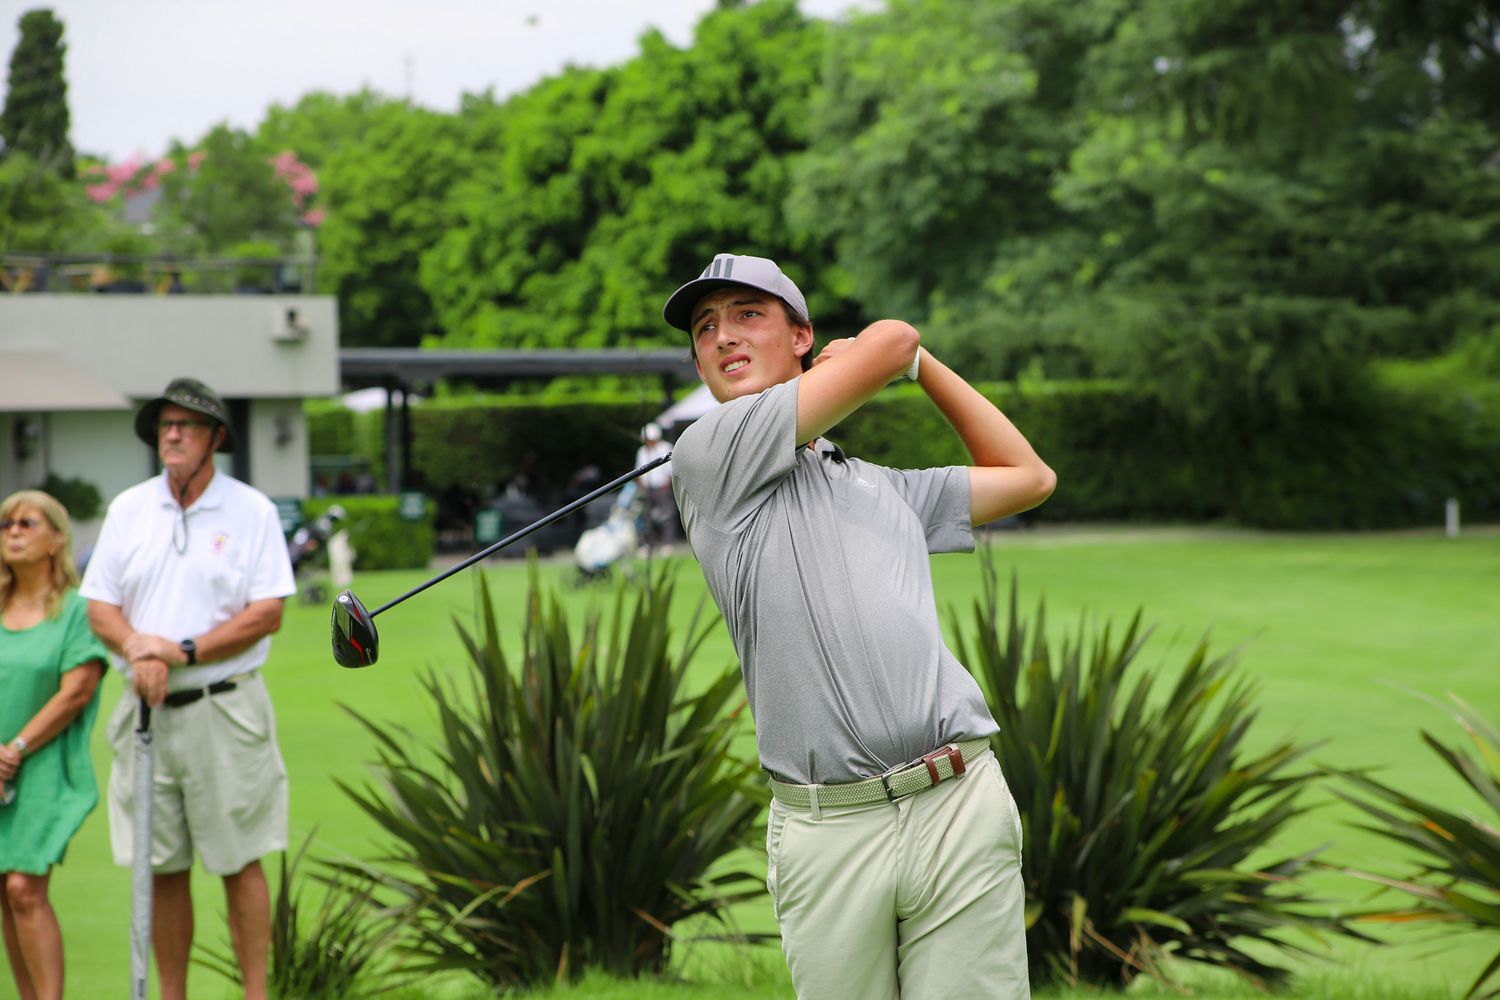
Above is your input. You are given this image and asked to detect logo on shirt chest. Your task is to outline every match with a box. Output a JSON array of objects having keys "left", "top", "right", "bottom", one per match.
[{"left": 211, "top": 533, "right": 229, "bottom": 555}]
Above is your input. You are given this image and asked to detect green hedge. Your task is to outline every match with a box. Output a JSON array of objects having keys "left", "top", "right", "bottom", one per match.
[
  {"left": 304, "top": 495, "right": 433, "bottom": 571},
  {"left": 834, "top": 366, "right": 1500, "bottom": 529},
  {"left": 305, "top": 400, "right": 366, "bottom": 457},
  {"left": 837, "top": 381, "right": 1219, "bottom": 524},
  {"left": 307, "top": 368, "right": 1500, "bottom": 531},
  {"left": 409, "top": 396, "right": 658, "bottom": 499},
  {"left": 308, "top": 395, "right": 660, "bottom": 501}
]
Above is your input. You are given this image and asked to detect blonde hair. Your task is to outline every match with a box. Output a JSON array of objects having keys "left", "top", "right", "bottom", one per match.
[{"left": 0, "top": 490, "right": 79, "bottom": 620}]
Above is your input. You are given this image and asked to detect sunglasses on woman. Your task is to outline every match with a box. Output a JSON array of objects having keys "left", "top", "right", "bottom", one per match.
[{"left": 0, "top": 517, "right": 45, "bottom": 532}]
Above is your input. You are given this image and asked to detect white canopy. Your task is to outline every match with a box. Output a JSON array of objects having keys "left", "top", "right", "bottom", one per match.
[
  {"left": 339, "top": 386, "right": 423, "bottom": 413},
  {"left": 656, "top": 383, "right": 718, "bottom": 429}
]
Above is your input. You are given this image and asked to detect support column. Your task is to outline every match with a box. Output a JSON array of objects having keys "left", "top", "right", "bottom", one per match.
[{"left": 383, "top": 382, "right": 403, "bottom": 494}]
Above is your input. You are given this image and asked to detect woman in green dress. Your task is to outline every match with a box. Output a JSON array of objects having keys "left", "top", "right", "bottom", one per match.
[{"left": 1, "top": 490, "right": 108, "bottom": 1000}]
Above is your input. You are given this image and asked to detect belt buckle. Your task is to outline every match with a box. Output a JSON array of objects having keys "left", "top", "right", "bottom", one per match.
[
  {"left": 880, "top": 744, "right": 966, "bottom": 802},
  {"left": 879, "top": 765, "right": 905, "bottom": 803}
]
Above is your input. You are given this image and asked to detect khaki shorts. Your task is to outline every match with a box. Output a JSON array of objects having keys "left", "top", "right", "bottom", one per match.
[
  {"left": 107, "top": 674, "right": 288, "bottom": 876},
  {"left": 766, "top": 749, "right": 1031, "bottom": 999}
]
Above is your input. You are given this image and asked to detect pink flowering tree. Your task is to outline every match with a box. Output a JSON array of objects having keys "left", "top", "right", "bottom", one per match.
[
  {"left": 270, "top": 149, "right": 323, "bottom": 226},
  {"left": 87, "top": 127, "right": 321, "bottom": 254}
]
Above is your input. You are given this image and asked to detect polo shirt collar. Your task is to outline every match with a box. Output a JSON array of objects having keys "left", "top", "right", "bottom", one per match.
[
  {"left": 154, "top": 467, "right": 228, "bottom": 512},
  {"left": 810, "top": 438, "right": 848, "bottom": 465}
]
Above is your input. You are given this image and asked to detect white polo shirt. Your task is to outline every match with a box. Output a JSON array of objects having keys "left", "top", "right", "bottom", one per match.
[{"left": 81, "top": 470, "right": 296, "bottom": 689}]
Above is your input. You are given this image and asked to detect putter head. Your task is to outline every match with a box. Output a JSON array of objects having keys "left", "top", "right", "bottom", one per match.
[{"left": 330, "top": 589, "right": 379, "bottom": 668}]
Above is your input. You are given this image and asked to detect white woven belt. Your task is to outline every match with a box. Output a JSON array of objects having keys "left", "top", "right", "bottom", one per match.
[{"left": 769, "top": 738, "right": 991, "bottom": 809}]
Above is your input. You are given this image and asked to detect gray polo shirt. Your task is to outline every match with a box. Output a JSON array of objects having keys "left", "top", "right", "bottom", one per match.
[{"left": 671, "top": 377, "right": 999, "bottom": 785}]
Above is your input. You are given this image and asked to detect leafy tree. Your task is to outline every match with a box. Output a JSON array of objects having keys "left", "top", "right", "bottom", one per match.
[
  {"left": 791, "top": 0, "right": 1086, "bottom": 322},
  {"left": 153, "top": 124, "right": 302, "bottom": 254},
  {"left": 0, "top": 8, "right": 74, "bottom": 175},
  {"left": 317, "top": 102, "right": 475, "bottom": 347},
  {"left": 0, "top": 149, "right": 105, "bottom": 251},
  {"left": 421, "top": 0, "right": 838, "bottom": 350},
  {"left": 1349, "top": 0, "right": 1500, "bottom": 131},
  {"left": 789, "top": 0, "right": 1500, "bottom": 426},
  {"left": 256, "top": 89, "right": 397, "bottom": 170},
  {"left": 1013, "top": 0, "right": 1500, "bottom": 420}
]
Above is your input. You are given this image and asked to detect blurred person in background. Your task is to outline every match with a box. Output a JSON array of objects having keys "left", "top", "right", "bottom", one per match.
[
  {"left": 82, "top": 377, "right": 295, "bottom": 1000},
  {"left": 0, "top": 490, "right": 109, "bottom": 1000},
  {"left": 635, "top": 423, "right": 677, "bottom": 553}
]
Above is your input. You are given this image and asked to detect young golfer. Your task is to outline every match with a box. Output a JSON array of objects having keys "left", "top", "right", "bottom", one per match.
[{"left": 665, "top": 254, "right": 1053, "bottom": 998}]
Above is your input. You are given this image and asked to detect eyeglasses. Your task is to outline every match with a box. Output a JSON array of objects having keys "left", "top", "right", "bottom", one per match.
[
  {"left": 0, "top": 517, "right": 44, "bottom": 532},
  {"left": 158, "top": 418, "right": 216, "bottom": 434}
]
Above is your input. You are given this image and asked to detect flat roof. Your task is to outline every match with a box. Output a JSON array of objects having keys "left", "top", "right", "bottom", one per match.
[
  {"left": 0, "top": 351, "right": 132, "bottom": 412},
  {"left": 339, "top": 348, "right": 695, "bottom": 389}
]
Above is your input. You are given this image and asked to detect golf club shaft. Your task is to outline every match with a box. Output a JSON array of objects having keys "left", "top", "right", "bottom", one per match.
[{"left": 371, "top": 452, "right": 672, "bottom": 617}]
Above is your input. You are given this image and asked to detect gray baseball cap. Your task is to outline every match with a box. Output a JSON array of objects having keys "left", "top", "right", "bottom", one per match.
[{"left": 662, "top": 253, "right": 810, "bottom": 333}]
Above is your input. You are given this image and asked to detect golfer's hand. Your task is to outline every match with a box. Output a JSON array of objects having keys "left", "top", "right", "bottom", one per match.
[
  {"left": 124, "top": 632, "right": 184, "bottom": 665},
  {"left": 132, "top": 657, "right": 171, "bottom": 706},
  {"left": 0, "top": 744, "right": 19, "bottom": 780},
  {"left": 812, "top": 338, "right": 857, "bottom": 367}
]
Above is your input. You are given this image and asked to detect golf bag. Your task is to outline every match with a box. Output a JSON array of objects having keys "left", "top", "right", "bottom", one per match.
[
  {"left": 288, "top": 505, "right": 346, "bottom": 604},
  {"left": 573, "top": 484, "right": 641, "bottom": 582}
]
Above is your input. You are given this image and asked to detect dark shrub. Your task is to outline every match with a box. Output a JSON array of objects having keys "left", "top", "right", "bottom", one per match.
[
  {"left": 340, "top": 569, "right": 767, "bottom": 990},
  {"left": 304, "top": 495, "right": 432, "bottom": 570},
  {"left": 1329, "top": 696, "right": 1500, "bottom": 1000},
  {"left": 952, "top": 562, "right": 1359, "bottom": 987}
]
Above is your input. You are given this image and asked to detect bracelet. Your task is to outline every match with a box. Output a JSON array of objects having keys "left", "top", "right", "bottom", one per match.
[
  {"left": 11, "top": 737, "right": 28, "bottom": 757},
  {"left": 905, "top": 349, "right": 922, "bottom": 382}
]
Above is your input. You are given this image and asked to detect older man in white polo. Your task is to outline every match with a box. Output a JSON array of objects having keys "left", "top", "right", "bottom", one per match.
[{"left": 82, "top": 377, "right": 294, "bottom": 1000}]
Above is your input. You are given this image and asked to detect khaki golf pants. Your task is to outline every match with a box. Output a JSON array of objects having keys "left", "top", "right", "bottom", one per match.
[{"left": 766, "top": 749, "right": 1030, "bottom": 999}]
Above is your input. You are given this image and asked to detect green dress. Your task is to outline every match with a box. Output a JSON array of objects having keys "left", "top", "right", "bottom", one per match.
[{"left": 0, "top": 588, "right": 109, "bottom": 874}]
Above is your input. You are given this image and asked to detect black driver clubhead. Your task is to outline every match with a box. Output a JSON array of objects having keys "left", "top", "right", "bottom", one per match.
[{"left": 331, "top": 589, "right": 379, "bottom": 668}]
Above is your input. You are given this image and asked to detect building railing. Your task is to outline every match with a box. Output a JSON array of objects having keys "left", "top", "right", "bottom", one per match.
[{"left": 0, "top": 252, "right": 319, "bottom": 296}]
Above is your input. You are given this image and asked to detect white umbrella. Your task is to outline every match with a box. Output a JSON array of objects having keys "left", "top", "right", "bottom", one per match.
[
  {"left": 131, "top": 699, "right": 153, "bottom": 1000},
  {"left": 656, "top": 384, "right": 719, "bottom": 430}
]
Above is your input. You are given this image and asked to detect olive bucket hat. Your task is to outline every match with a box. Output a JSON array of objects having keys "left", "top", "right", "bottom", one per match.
[{"left": 133, "top": 377, "right": 236, "bottom": 452}]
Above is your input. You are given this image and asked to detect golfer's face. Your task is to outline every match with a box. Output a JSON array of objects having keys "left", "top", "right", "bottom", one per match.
[
  {"left": 691, "top": 289, "right": 811, "bottom": 402},
  {"left": 156, "top": 403, "right": 219, "bottom": 476}
]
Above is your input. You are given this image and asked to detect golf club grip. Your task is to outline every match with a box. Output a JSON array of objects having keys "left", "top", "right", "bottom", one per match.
[{"left": 370, "top": 452, "right": 672, "bottom": 617}]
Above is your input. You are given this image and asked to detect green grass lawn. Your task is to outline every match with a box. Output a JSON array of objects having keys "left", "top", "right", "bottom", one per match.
[{"left": 30, "top": 526, "right": 1500, "bottom": 999}]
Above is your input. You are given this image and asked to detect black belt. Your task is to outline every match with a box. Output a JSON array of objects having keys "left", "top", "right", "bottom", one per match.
[{"left": 161, "top": 680, "right": 239, "bottom": 708}]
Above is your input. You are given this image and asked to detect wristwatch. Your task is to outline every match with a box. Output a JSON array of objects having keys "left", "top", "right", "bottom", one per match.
[
  {"left": 11, "top": 736, "right": 28, "bottom": 757},
  {"left": 179, "top": 638, "right": 198, "bottom": 666}
]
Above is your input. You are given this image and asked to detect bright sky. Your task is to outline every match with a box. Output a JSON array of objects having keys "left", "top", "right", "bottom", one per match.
[{"left": 0, "top": 0, "right": 871, "bottom": 163}]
